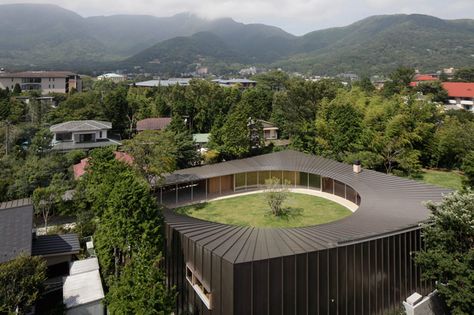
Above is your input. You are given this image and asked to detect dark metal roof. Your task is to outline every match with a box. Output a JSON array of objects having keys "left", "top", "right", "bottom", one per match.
[
  {"left": 164, "top": 150, "right": 450, "bottom": 264},
  {"left": 0, "top": 199, "right": 33, "bottom": 263},
  {"left": 32, "top": 234, "right": 80, "bottom": 257}
]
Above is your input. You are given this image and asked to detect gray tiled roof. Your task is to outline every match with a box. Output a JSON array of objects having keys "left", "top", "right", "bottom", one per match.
[
  {"left": 32, "top": 234, "right": 80, "bottom": 256},
  {"left": 50, "top": 120, "right": 112, "bottom": 133},
  {"left": 0, "top": 199, "right": 33, "bottom": 263}
]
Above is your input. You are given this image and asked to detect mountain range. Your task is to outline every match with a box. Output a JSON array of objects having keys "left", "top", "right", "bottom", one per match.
[{"left": 1, "top": 3, "right": 474, "bottom": 75}]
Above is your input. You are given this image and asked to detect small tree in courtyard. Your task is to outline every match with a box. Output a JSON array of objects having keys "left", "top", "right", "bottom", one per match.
[
  {"left": 264, "top": 177, "right": 290, "bottom": 216},
  {"left": 415, "top": 190, "right": 474, "bottom": 314}
]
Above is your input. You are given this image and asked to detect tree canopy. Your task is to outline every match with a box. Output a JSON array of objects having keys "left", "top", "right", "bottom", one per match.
[{"left": 415, "top": 190, "right": 474, "bottom": 314}]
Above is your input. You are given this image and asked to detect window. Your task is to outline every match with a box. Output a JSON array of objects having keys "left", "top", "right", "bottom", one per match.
[
  {"left": 55, "top": 132, "right": 72, "bottom": 141},
  {"left": 99, "top": 131, "right": 103, "bottom": 138},
  {"left": 186, "top": 264, "right": 212, "bottom": 309}
]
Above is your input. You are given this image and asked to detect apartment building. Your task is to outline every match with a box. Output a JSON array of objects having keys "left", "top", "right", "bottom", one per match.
[{"left": 0, "top": 70, "right": 82, "bottom": 94}]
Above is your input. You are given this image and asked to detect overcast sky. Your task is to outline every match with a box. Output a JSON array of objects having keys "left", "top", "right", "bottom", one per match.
[{"left": 1, "top": 0, "right": 473, "bottom": 35}]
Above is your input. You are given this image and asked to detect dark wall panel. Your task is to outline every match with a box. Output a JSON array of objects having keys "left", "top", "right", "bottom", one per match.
[
  {"left": 234, "top": 263, "right": 252, "bottom": 315},
  {"left": 166, "top": 222, "right": 432, "bottom": 315},
  {"left": 269, "top": 258, "right": 283, "bottom": 315},
  {"left": 308, "top": 252, "right": 319, "bottom": 315},
  {"left": 253, "top": 260, "right": 269, "bottom": 315},
  {"left": 296, "top": 254, "right": 307, "bottom": 315},
  {"left": 283, "top": 255, "right": 296, "bottom": 315}
]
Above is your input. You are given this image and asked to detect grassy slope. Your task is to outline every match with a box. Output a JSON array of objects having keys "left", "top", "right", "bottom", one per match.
[
  {"left": 417, "top": 169, "right": 464, "bottom": 190},
  {"left": 175, "top": 193, "right": 352, "bottom": 228}
]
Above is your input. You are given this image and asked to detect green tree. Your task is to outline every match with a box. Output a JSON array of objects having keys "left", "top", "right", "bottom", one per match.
[
  {"left": 106, "top": 251, "right": 175, "bottom": 314},
  {"left": 415, "top": 81, "right": 449, "bottom": 103},
  {"left": 415, "top": 190, "right": 474, "bottom": 314},
  {"left": 314, "top": 93, "right": 363, "bottom": 160},
  {"left": 432, "top": 116, "right": 474, "bottom": 168},
  {"left": 264, "top": 177, "right": 290, "bottom": 217},
  {"left": 32, "top": 174, "right": 68, "bottom": 233},
  {"left": 353, "top": 76, "right": 375, "bottom": 93},
  {"left": 123, "top": 130, "right": 177, "bottom": 186},
  {"left": 29, "top": 128, "right": 53, "bottom": 156},
  {"left": 12, "top": 83, "right": 21, "bottom": 96},
  {"left": 383, "top": 67, "right": 415, "bottom": 96},
  {"left": 461, "top": 151, "right": 474, "bottom": 188},
  {"left": 453, "top": 68, "right": 474, "bottom": 82},
  {"left": 0, "top": 255, "right": 47, "bottom": 314}
]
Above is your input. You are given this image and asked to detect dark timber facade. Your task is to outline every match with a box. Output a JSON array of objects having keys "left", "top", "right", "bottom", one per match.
[{"left": 162, "top": 151, "right": 449, "bottom": 315}]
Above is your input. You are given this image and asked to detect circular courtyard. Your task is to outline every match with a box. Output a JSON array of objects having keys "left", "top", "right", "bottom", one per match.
[{"left": 174, "top": 192, "right": 353, "bottom": 228}]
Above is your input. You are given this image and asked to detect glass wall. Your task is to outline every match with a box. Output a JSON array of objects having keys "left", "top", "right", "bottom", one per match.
[
  {"left": 258, "top": 171, "right": 271, "bottom": 186},
  {"left": 160, "top": 171, "right": 360, "bottom": 208},
  {"left": 247, "top": 172, "right": 258, "bottom": 188},
  {"left": 309, "top": 174, "right": 321, "bottom": 189},
  {"left": 235, "top": 173, "right": 246, "bottom": 191}
]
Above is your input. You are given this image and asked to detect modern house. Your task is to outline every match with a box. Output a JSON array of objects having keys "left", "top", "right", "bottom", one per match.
[
  {"left": 442, "top": 82, "right": 474, "bottom": 111},
  {"left": 97, "top": 73, "right": 126, "bottom": 83},
  {"left": 50, "top": 120, "right": 121, "bottom": 151},
  {"left": 136, "top": 117, "right": 172, "bottom": 132},
  {"left": 0, "top": 71, "right": 82, "bottom": 94},
  {"left": 161, "top": 150, "right": 449, "bottom": 315}
]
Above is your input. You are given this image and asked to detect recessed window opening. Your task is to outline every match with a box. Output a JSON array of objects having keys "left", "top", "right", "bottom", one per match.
[{"left": 186, "top": 264, "right": 212, "bottom": 309}]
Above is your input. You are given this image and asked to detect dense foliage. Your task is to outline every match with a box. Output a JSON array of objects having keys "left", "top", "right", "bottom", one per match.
[
  {"left": 0, "top": 255, "right": 47, "bottom": 314},
  {"left": 75, "top": 147, "right": 175, "bottom": 312},
  {"left": 415, "top": 190, "right": 474, "bottom": 315}
]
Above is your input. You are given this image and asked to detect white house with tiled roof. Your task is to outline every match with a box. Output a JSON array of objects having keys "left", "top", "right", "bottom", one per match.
[{"left": 50, "top": 120, "right": 121, "bottom": 151}]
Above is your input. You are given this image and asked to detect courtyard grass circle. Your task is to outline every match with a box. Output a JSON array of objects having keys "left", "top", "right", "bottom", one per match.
[{"left": 174, "top": 192, "right": 353, "bottom": 228}]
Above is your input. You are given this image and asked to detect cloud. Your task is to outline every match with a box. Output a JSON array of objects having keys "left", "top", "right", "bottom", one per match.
[{"left": 0, "top": 0, "right": 473, "bottom": 34}]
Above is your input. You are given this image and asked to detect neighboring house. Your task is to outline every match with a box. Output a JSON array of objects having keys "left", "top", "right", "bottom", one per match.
[
  {"left": 97, "top": 73, "right": 126, "bottom": 83},
  {"left": 73, "top": 151, "right": 133, "bottom": 179},
  {"left": 409, "top": 74, "right": 438, "bottom": 87},
  {"left": 50, "top": 120, "right": 121, "bottom": 151},
  {"left": 0, "top": 198, "right": 33, "bottom": 263},
  {"left": 0, "top": 71, "right": 82, "bottom": 94},
  {"left": 32, "top": 234, "right": 80, "bottom": 268},
  {"left": 442, "top": 82, "right": 474, "bottom": 111},
  {"left": 0, "top": 198, "right": 80, "bottom": 265},
  {"left": 212, "top": 78, "right": 257, "bottom": 88},
  {"left": 259, "top": 120, "right": 278, "bottom": 140},
  {"left": 63, "top": 258, "right": 105, "bottom": 315},
  {"left": 136, "top": 117, "right": 172, "bottom": 132},
  {"left": 133, "top": 78, "right": 192, "bottom": 88},
  {"left": 193, "top": 133, "right": 210, "bottom": 151}
]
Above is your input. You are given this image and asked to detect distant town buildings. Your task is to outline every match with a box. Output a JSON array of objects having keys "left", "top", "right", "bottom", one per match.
[
  {"left": 50, "top": 120, "right": 121, "bottom": 151},
  {"left": 0, "top": 70, "right": 81, "bottom": 94},
  {"left": 212, "top": 78, "right": 257, "bottom": 88},
  {"left": 97, "top": 73, "right": 127, "bottom": 83},
  {"left": 239, "top": 66, "right": 257, "bottom": 76},
  {"left": 133, "top": 78, "right": 192, "bottom": 88}
]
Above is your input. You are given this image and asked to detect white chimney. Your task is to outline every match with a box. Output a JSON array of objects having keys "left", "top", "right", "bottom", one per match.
[{"left": 353, "top": 160, "right": 362, "bottom": 173}]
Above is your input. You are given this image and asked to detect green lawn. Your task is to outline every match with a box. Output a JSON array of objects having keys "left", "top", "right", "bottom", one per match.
[
  {"left": 417, "top": 169, "right": 464, "bottom": 190},
  {"left": 174, "top": 193, "right": 352, "bottom": 228}
]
